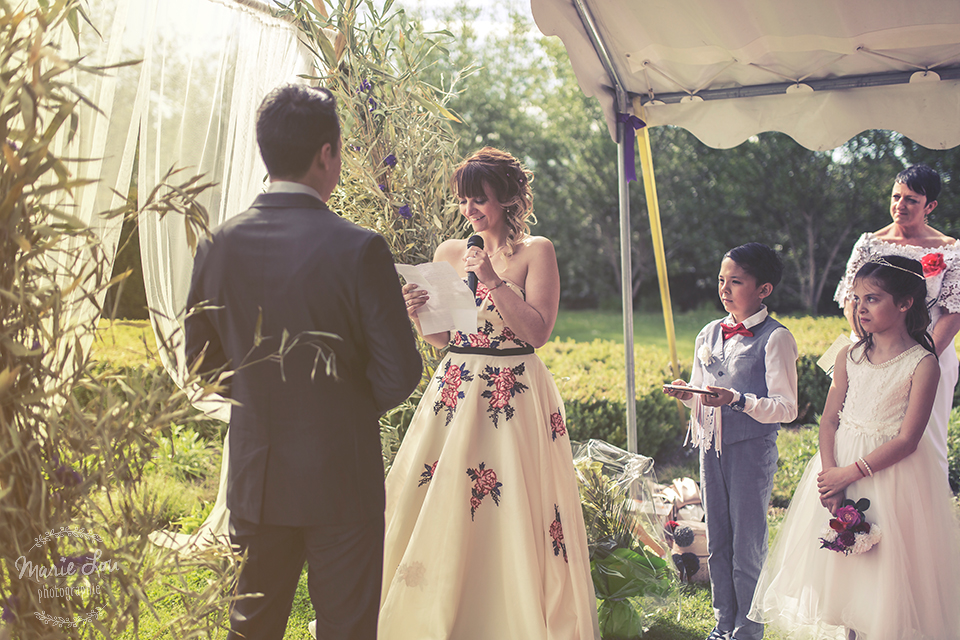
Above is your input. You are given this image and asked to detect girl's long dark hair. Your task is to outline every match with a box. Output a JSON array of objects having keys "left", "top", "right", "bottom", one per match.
[{"left": 852, "top": 255, "right": 936, "bottom": 357}]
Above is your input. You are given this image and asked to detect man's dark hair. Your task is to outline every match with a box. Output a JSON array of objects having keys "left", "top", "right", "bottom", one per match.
[
  {"left": 895, "top": 164, "right": 941, "bottom": 203},
  {"left": 256, "top": 84, "right": 339, "bottom": 179},
  {"left": 724, "top": 242, "right": 784, "bottom": 288}
]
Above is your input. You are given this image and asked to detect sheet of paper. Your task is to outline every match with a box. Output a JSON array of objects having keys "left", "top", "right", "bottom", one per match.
[
  {"left": 395, "top": 262, "right": 478, "bottom": 336},
  {"left": 817, "top": 333, "right": 853, "bottom": 377}
]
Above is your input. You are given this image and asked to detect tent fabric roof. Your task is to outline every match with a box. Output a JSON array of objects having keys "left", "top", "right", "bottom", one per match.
[{"left": 531, "top": 0, "right": 960, "bottom": 150}]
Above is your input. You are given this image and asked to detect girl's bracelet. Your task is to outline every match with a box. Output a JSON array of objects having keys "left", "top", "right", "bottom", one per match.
[
  {"left": 854, "top": 460, "right": 867, "bottom": 478},
  {"left": 858, "top": 456, "right": 874, "bottom": 477},
  {"left": 489, "top": 279, "right": 506, "bottom": 292}
]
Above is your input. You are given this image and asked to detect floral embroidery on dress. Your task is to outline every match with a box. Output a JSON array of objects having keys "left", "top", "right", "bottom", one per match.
[
  {"left": 418, "top": 460, "right": 438, "bottom": 487},
  {"left": 550, "top": 505, "right": 567, "bottom": 562},
  {"left": 433, "top": 361, "right": 473, "bottom": 425},
  {"left": 479, "top": 362, "right": 528, "bottom": 427},
  {"left": 466, "top": 462, "right": 502, "bottom": 520},
  {"left": 397, "top": 561, "right": 427, "bottom": 587},
  {"left": 549, "top": 410, "right": 566, "bottom": 441},
  {"left": 467, "top": 320, "right": 495, "bottom": 348}
]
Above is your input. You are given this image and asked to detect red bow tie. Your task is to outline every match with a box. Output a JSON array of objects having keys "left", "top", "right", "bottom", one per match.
[{"left": 721, "top": 322, "right": 753, "bottom": 340}]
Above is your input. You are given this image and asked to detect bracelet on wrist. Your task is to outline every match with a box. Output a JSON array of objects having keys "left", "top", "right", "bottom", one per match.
[
  {"left": 489, "top": 279, "right": 506, "bottom": 291},
  {"left": 858, "top": 456, "right": 874, "bottom": 477},
  {"left": 854, "top": 460, "right": 866, "bottom": 478}
]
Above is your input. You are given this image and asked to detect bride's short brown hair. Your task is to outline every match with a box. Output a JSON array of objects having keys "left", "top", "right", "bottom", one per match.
[{"left": 452, "top": 147, "right": 534, "bottom": 257}]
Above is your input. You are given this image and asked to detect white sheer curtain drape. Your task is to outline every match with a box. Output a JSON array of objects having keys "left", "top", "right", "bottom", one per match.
[{"left": 64, "top": 0, "right": 314, "bottom": 546}]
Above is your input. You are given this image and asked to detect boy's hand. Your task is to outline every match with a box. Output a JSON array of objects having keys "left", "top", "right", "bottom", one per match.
[
  {"left": 702, "top": 386, "right": 734, "bottom": 407},
  {"left": 662, "top": 379, "right": 693, "bottom": 401}
]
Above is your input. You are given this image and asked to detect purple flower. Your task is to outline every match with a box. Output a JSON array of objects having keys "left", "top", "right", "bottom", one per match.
[
  {"left": 2, "top": 596, "right": 19, "bottom": 622},
  {"left": 398, "top": 205, "right": 412, "bottom": 219},
  {"left": 54, "top": 464, "right": 82, "bottom": 487},
  {"left": 378, "top": 183, "right": 387, "bottom": 192},
  {"left": 835, "top": 505, "right": 862, "bottom": 527},
  {"left": 383, "top": 154, "right": 397, "bottom": 167},
  {"left": 368, "top": 97, "right": 377, "bottom": 111},
  {"left": 838, "top": 529, "right": 856, "bottom": 547},
  {"left": 358, "top": 78, "right": 373, "bottom": 92}
]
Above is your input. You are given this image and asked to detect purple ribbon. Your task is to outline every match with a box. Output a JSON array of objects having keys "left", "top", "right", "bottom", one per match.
[{"left": 617, "top": 112, "right": 646, "bottom": 183}]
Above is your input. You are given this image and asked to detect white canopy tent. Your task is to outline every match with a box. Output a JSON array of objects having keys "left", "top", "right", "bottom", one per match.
[{"left": 529, "top": 0, "right": 960, "bottom": 452}]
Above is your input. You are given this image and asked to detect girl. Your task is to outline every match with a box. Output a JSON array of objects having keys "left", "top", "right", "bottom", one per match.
[{"left": 749, "top": 255, "right": 960, "bottom": 640}]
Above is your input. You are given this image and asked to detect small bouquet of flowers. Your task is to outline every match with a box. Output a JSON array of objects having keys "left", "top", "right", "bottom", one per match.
[{"left": 819, "top": 497, "right": 882, "bottom": 555}]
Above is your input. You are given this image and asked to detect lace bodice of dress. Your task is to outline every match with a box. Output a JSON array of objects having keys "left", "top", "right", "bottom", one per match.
[
  {"left": 450, "top": 280, "right": 533, "bottom": 351},
  {"left": 838, "top": 344, "right": 931, "bottom": 438},
  {"left": 835, "top": 232, "right": 960, "bottom": 315}
]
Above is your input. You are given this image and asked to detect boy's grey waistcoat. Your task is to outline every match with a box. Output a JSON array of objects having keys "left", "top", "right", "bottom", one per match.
[{"left": 699, "top": 317, "right": 784, "bottom": 445}]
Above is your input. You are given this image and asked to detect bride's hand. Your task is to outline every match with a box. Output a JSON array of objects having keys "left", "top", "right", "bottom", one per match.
[
  {"left": 463, "top": 245, "right": 499, "bottom": 288},
  {"left": 402, "top": 283, "right": 429, "bottom": 318}
]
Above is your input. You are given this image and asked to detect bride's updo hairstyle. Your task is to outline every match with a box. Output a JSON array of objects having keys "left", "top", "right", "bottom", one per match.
[
  {"left": 452, "top": 147, "right": 534, "bottom": 258},
  {"left": 853, "top": 255, "right": 935, "bottom": 356}
]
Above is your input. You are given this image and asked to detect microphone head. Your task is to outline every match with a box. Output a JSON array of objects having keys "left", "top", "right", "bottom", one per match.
[{"left": 467, "top": 234, "right": 484, "bottom": 250}]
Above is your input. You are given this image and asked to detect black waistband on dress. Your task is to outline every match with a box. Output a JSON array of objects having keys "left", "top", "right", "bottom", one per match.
[{"left": 449, "top": 345, "right": 534, "bottom": 356}]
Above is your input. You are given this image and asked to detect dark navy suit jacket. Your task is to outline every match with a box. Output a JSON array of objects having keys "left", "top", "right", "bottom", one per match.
[{"left": 185, "top": 192, "right": 422, "bottom": 526}]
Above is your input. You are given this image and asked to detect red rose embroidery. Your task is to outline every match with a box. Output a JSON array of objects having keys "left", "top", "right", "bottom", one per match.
[
  {"left": 495, "top": 368, "right": 516, "bottom": 392},
  {"left": 549, "top": 520, "right": 563, "bottom": 543},
  {"left": 550, "top": 411, "right": 566, "bottom": 441},
  {"left": 442, "top": 364, "right": 462, "bottom": 386},
  {"left": 550, "top": 505, "right": 567, "bottom": 562},
  {"left": 466, "top": 462, "right": 502, "bottom": 520},
  {"left": 476, "top": 468, "right": 498, "bottom": 493},
  {"left": 922, "top": 252, "right": 946, "bottom": 278},
  {"left": 469, "top": 332, "right": 491, "bottom": 348},
  {"left": 490, "top": 388, "right": 511, "bottom": 408}
]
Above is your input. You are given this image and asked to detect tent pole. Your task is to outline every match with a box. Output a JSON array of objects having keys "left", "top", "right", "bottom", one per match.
[
  {"left": 633, "top": 98, "right": 684, "bottom": 425},
  {"left": 617, "top": 88, "right": 638, "bottom": 454}
]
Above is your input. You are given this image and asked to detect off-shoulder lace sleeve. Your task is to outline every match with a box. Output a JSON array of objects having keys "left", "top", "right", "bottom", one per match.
[
  {"left": 935, "top": 245, "right": 960, "bottom": 314},
  {"left": 834, "top": 233, "right": 874, "bottom": 308}
]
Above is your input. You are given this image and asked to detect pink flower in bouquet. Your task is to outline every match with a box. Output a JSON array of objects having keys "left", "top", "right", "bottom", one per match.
[
  {"left": 922, "top": 252, "right": 946, "bottom": 278},
  {"left": 476, "top": 468, "right": 498, "bottom": 493},
  {"left": 835, "top": 505, "right": 862, "bottom": 527}
]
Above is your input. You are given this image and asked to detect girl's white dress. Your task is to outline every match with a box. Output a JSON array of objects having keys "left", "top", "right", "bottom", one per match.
[
  {"left": 378, "top": 281, "right": 600, "bottom": 640},
  {"left": 749, "top": 344, "right": 960, "bottom": 640},
  {"left": 835, "top": 232, "right": 960, "bottom": 477}
]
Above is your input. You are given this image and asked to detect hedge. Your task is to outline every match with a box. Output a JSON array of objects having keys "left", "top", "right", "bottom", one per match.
[{"left": 539, "top": 314, "right": 851, "bottom": 464}]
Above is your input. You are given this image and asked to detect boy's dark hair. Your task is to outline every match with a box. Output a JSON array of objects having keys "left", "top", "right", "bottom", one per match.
[
  {"left": 256, "top": 84, "right": 339, "bottom": 179},
  {"left": 723, "top": 242, "right": 783, "bottom": 288},
  {"left": 853, "top": 255, "right": 935, "bottom": 355},
  {"left": 895, "top": 164, "right": 941, "bottom": 202}
]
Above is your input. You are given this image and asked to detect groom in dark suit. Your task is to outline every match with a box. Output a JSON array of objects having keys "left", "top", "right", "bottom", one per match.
[{"left": 185, "top": 84, "right": 422, "bottom": 640}]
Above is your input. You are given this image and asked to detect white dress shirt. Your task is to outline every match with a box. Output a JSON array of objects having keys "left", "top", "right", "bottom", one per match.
[
  {"left": 267, "top": 180, "right": 323, "bottom": 201},
  {"left": 684, "top": 305, "right": 799, "bottom": 425}
]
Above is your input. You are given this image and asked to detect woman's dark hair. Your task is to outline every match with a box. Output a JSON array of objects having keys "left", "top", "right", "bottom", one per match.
[
  {"left": 256, "top": 84, "right": 340, "bottom": 179},
  {"left": 723, "top": 243, "right": 783, "bottom": 287},
  {"left": 895, "top": 164, "right": 941, "bottom": 203},
  {"left": 852, "top": 255, "right": 935, "bottom": 355},
  {"left": 452, "top": 147, "right": 534, "bottom": 257}
]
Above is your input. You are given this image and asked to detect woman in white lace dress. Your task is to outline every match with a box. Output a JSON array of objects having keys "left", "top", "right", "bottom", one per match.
[{"left": 835, "top": 164, "right": 960, "bottom": 479}]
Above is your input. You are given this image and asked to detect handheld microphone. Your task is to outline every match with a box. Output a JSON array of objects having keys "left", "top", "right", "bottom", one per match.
[{"left": 466, "top": 234, "right": 484, "bottom": 294}]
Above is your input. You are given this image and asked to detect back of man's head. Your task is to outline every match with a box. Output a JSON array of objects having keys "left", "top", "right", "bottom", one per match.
[{"left": 256, "top": 84, "right": 339, "bottom": 180}]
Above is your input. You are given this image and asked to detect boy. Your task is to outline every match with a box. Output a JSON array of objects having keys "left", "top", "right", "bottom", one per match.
[{"left": 664, "top": 242, "right": 798, "bottom": 640}]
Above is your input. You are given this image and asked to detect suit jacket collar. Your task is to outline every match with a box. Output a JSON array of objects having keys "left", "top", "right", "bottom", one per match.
[{"left": 250, "top": 191, "right": 331, "bottom": 212}]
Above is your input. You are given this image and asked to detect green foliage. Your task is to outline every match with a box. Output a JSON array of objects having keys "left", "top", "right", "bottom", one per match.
[
  {"left": 541, "top": 339, "right": 687, "bottom": 461},
  {"left": 149, "top": 425, "right": 219, "bottom": 483},
  {"left": 0, "top": 4, "right": 240, "bottom": 637},
  {"left": 948, "top": 407, "right": 960, "bottom": 494},
  {"left": 771, "top": 425, "right": 820, "bottom": 507}
]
